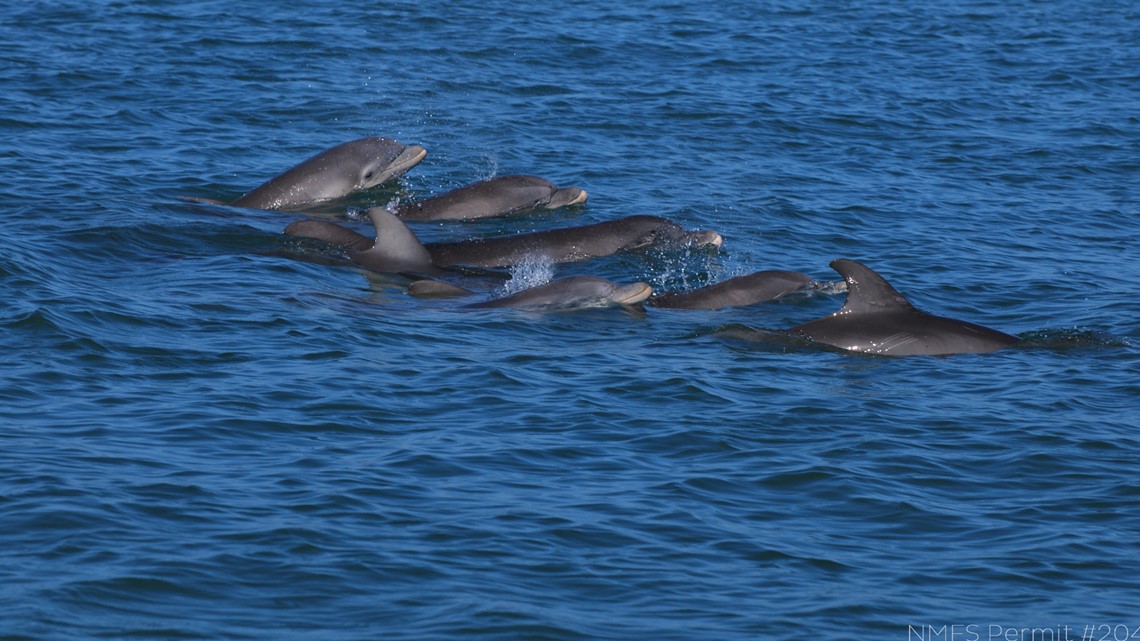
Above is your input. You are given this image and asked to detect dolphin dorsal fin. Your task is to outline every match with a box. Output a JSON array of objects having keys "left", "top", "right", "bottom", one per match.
[
  {"left": 362, "top": 207, "right": 436, "bottom": 272},
  {"left": 831, "top": 259, "right": 915, "bottom": 315}
]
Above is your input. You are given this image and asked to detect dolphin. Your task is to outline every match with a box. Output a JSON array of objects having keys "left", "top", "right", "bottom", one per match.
[
  {"left": 424, "top": 215, "right": 723, "bottom": 269},
  {"left": 790, "top": 259, "right": 1020, "bottom": 356},
  {"left": 649, "top": 270, "right": 814, "bottom": 310},
  {"left": 285, "top": 213, "right": 720, "bottom": 271},
  {"left": 466, "top": 276, "right": 652, "bottom": 310},
  {"left": 285, "top": 208, "right": 442, "bottom": 277},
  {"left": 396, "top": 175, "right": 588, "bottom": 221},
  {"left": 191, "top": 137, "right": 427, "bottom": 211}
]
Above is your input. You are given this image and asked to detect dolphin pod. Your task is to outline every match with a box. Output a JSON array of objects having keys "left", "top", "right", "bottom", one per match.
[
  {"left": 195, "top": 137, "right": 1020, "bottom": 355},
  {"left": 789, "top": 259, "right": 1020, "bottom": 356},
  {"left": 396, "top": 175, "right": 588, "bottom": 221},
  {"left": 284, "top": 212, "right": 658, "bottom": 310}
]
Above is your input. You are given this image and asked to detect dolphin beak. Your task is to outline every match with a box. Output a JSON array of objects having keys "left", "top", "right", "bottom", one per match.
[
  {"left": 614, "top": 282, "right": 653, "bottom": 305},
  {"left": 545, "top": 187, "right": 589, "bottom": 209},
  {"left": 562, "top": 188, "right": 589, "bottom": 206},
  {"left": 392, "top": 145, "right": 427, "bottom": 174},
  {"left": 369, "top": 145, "right": 427, "bottom": 186},
  {"left": 692, "top": 230, "right": 723, "bottom": 248}
]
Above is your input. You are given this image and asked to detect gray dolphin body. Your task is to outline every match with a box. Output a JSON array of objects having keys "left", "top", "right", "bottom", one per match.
[
  {"left": 396, "top": 175, "right": 588, "bottom": 221},
  {"left": 424, "top": 215, "right": 723, "bottom": 269},
  {"left": 228, "top": 137, "right": 427, "bottom": 211},
  {"left": 649, "top": 270, "right": 814, "bottom": 310},
  {"left": 284, "top": 213, "right": 720, "bottom": 271},
  {"left": 790, "top": 259, "right": 1019, "bottom": 356},
  {"left": 467, "top": 276, "right": 652, "bottom": 310}
]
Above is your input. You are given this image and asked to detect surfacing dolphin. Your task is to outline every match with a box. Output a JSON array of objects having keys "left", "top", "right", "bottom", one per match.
[
  {"left": 466, "top": 276, "right": 652, "bottom": 310},
  {"left": 193, "top": 137, "right": 427, "bottom": 211},
  {"left": 424, "top": 215, "right": 723, "bottom": 269},
  {"left": 396, "top": 175, "right": 588, "bottom": 221},
  {"left": 285, "top": 212, "right": 720, "bottom": 271},
  {"left": 649, "top": 270, "right": 814, "bottom": 310},
  {"left": 790, "top": 259, "right": 1019, "bottom": 356}
]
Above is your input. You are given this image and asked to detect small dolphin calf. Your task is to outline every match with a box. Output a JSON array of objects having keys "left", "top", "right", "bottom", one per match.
[
  {"left": 396, "top": 175, "right": 588, "bottom": 221},
  {"left": 790, "top": 259, "right": 1019, "bottom": 356},
  {"left": 467, "top": 276, "right": 652, "bottom": 310},
  {"left": 284, "top": 219, "right": 374, "bottom": 251},
  {"left": 649, "top": 270, "right": 814, "bottom": 310},
  {"left": 213, "top": 137, "right": 426, "bottom": 211},
  {"left": 425, "top": 215, "right": 723, "bottom": 269}
]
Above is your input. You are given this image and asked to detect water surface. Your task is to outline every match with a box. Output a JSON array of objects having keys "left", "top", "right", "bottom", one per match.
[{"left": 1, "top": 1, "right": 1138, "bottom": 640}]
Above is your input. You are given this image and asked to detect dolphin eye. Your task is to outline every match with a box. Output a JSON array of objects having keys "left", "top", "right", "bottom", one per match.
[{"left": 363, "top": 170, "right": 375, "bottom": 180}]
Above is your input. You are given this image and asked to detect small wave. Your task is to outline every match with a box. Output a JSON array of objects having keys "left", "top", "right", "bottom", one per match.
[
  {"left": 3, "top": 305, "right": 66, "bottom": 335},
  {"left": 1015, "top": 328, "right": 1130, "bottom": 350}
]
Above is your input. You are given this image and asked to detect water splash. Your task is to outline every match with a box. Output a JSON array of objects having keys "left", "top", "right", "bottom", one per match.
[
  {"left": 640, "top": 242, "right": 726, "bottom": 292},
  {"left": 497, "top": 254, "right": 556, "bottom": 296},
  {"left": 479, "top": 155, "right": 500, "bottom": 181},
  {"left": 806, "top": 279, "right": 848, "bottom": 295}
]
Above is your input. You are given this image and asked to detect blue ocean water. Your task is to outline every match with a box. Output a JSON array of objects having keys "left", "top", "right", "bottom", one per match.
[{"left": 2, "top": 1, "right": 1138, "bottom": 640}]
